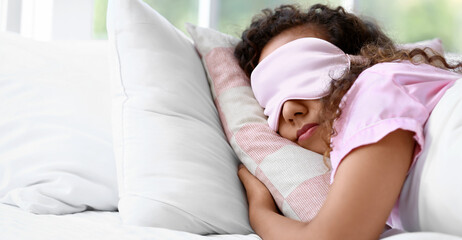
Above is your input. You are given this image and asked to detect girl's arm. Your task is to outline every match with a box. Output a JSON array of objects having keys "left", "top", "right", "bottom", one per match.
[{"left": 238, "top": 129, "right": 415, "bottom": 240}]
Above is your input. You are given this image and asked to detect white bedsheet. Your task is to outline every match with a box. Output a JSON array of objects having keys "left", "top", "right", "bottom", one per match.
[
  {"left": 0, "top": 204, "right": 261, "bottom": 240},
  {"left": 2, "top": 203, "right": 462, "bottom": 240}
]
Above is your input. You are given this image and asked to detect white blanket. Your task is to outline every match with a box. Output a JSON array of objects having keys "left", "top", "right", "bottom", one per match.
[
  {"left": 0, "top": 204, "right": 261, "bottom": 240},
  {"left": 2, "top": 203, "right": 462, "bottom": 240}
]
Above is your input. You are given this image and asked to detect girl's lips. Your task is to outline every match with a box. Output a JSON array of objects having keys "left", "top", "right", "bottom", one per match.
[{"left": 297, "top": 123, "right": 319, "bottom": 142}]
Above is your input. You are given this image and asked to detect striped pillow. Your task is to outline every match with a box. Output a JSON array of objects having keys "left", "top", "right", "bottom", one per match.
[{"left": 187, "top": 24, "right": 331, "bottom": 222}]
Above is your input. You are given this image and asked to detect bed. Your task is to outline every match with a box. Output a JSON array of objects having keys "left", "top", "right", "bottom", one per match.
[
  {"left": 3, "top": 202, "right": 462, "bottom": 240},
  {"left": 0, "top": 29, "right": 260, "bottom": 239},
  {"left": 1, "top": 0, "right": 461, "bottom": 239},
  {"left": 0, "top": 204, "right": 261, "bottom": 240}
]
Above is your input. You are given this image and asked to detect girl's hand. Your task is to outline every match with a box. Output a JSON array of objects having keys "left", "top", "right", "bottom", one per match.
[
  {"left": 236, "top": 130, "right": 415, "bottom": 240},
  {"left": 238, "top": 164, "right": 309, "bottom": 239},
  {"left": 237, "top": 164, "right": 278, "bottom": 218}
]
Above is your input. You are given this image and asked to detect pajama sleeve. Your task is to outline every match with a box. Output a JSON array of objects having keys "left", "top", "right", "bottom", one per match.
[{"left": 329, "top": 66, "right": 428, "bottom": 183}]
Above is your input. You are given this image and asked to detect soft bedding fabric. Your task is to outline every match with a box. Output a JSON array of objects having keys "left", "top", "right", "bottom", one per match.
[
  {"left": 107, "top": 0, "right": 251, "bottom": 234},
  {"left": 0, "top": 204, "right": 260, "bottom": 240},
  {"left": 0, "top": 32, "right": 118, "bottom": 214},
  {"left": 2, "top": 203, "right": 462, "bottom": 240}
]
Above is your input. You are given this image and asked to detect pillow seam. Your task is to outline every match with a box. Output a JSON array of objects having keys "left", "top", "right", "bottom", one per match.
[{"left": 113, "top": 27, "right": 129, "bottom": 194}]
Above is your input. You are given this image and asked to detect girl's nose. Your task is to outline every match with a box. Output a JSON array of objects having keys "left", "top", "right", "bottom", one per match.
[{"left": 280, "top": 100, "right": 307, "bottom": 125}]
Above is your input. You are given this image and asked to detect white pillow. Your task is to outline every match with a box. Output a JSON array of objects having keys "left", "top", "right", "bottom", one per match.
[
  {"left": 107, "top": 0, "right": 252, "bottom": 234},
  {"left": 0, "top": 32, "right": 118, "bottom": 214},
  {"left": 385, "top": 232, "right": 462, "bottom": 240},
  {"left": 400, "top": 78, "right": 462, "bottom": 237}
]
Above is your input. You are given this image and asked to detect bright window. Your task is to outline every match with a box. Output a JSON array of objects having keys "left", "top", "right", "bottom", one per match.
[
  {"left": 93, "top": 0, "right": 342, "bottom": 38},
  {"left": 216, "top": 0, "right": 342, "bottom": 36},
  {"left": 143, "top": 0, "right": 199, "bottom": 32},
  {"left": 93, "top": 0, "right": 108, "bottom": 39},
  {"left": 355, "top": 0, "right": 462, "bottom": 53},
  {"left": 92, "top": 0, "right": 462, "bottom": 53}
]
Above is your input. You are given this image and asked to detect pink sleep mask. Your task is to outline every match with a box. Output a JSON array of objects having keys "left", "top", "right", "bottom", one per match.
[{"left": 250, "top": 37, "right": 351, "bottom": 131}]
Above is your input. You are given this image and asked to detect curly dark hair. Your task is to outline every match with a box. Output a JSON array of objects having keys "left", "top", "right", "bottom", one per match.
[
  {"left": 234, "top": 4, "right": 393, "bottom": 77},
  {"left": 234, "top": 4, "right": 462, "bottom": 162}
]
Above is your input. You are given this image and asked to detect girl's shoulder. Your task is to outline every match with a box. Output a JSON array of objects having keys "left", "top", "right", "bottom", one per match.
[{"left": 355, "top": 61, "right": 461, "bottom": 91}]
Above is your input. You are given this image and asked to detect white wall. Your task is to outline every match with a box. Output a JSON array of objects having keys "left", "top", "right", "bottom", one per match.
[
  {"left": 51, "top": 0, "right": 94, "bottom": 40},
  {"left": 1, "top": 0, "right": 94, "bottom": 41},
  {"left": 1, "top": 0, "right": 22, "bottom": 32}
]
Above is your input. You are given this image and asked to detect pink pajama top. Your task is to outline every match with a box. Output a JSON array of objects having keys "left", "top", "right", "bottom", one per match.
[{"left": 329, "top": 61, "right": 461, "bottom": 229}]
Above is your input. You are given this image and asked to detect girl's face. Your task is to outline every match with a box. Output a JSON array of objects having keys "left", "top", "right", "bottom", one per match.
[
  {"left": 277, "top": 99, "right": 327, "bottom": 155},
  {"left": 259, "top": 25, "right": 329, "bottom": 154}
]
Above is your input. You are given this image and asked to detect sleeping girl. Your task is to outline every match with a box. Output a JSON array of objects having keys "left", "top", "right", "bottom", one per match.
[{"left": 233, "top": 4, "right": 462, "bottom": 240}]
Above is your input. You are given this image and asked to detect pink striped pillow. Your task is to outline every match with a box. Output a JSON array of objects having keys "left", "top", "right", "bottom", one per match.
[{"left": 187, "top": 24, "right": 330, "bottom": 222}]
